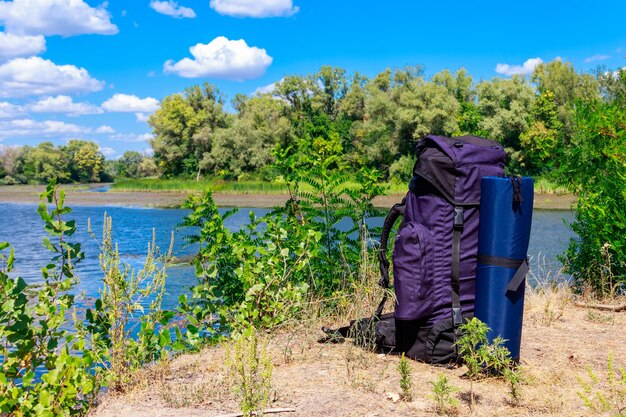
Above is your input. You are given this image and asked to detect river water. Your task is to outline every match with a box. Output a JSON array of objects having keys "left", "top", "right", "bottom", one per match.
[{"left": 0, "top": 203, "right": 575, "bottom": 309}]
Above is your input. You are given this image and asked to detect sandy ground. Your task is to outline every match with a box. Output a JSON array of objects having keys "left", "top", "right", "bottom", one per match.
[
  {"left": 0, "top": 184, "right": 576, "bottom": 210},
  {"left": 90, "top": 289, "right": 626, "bottom": 417}
]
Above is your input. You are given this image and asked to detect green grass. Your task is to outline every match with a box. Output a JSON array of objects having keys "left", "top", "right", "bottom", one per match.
[
  {"left": 112, "top": 177, "right": 567, "bottom": 196},
  {"left": 112, "top": 177, "right": 409, "bottom": 195},
  {"left": 533, "top": 177, "right": 570, "bottom": 194},
  {"left": 111, "top": 178, "right": 290, "bottom": 194}
]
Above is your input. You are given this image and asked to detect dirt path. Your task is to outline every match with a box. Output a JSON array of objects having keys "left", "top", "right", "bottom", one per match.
[
  {"left": 91, "top": 292, "right": 625, "bottom": 417},
  {"left": 0, "top": 184, "right": 575, "bottom": 210}
]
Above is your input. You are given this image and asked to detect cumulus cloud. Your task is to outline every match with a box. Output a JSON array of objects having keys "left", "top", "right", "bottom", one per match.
[
  {"left": 109, "top": 132, "right": 154, "bottom": 143},
  {"left": 102, "top": 93, "right": 160, "bottom": 113},
  {"left": 150, "top": 0, "right": 196, "bottom": 18},
  {"left": 29, "top": 95, "right": 103, "bottom": 116},
  {"left": 164, "top": 36, "right": 272, "bottom": 80},
  {"left": 99, "top": 146, "right": 116, "bottom": 157},
  {"left": 0, "top": 57, "right": 105, "bottom": 98},
  {"left": 0, "top": 32, "right": 46, "bottom": 61},
  {"left": 0, "top": 101, "right": 25, "bottom": 118},
  {"left": 0, "top": 0, "right": 118, "bottom": 36},
  {"left": 210, "top": 0, "right": 298, "bottom": 18},
  {"left": 135, "top": 113, "right": 151, "bottom": 122},
  {"left": 495, "top": 58, "right": 543, "bottom": 76},
  {"left": 0, "top": 118, "right": 117, "bottom": 140},
  {"left": 0, "top": 118, "right": 87, "bottom": 139},
  {"left": 94, "top": 125, "right": 115, "bottom": 134},
  {"left": 253, "top": 80, "right": 280, "bottom": 96},
  {"left": 584, "top": 54, "right": 611, "bottom": 63}
]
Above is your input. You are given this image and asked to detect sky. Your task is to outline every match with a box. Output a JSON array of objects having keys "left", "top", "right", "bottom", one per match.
[{"left": 0, "top": 0, "right": 625, "bottom": 159}]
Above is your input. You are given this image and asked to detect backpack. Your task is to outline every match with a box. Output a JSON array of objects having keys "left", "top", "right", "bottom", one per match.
[{"left": 322, "top": 135, "right": 506, "bottom": 364}]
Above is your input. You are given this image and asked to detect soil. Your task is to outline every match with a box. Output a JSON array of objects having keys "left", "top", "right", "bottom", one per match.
[
  {"left": 90, "top": 290, "right": 626, "bottom": 417},
  {"left": 0, "top": 184, "right": 576, "bottom": 210}
]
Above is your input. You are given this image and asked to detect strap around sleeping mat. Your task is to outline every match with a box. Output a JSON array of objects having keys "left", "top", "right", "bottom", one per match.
[{"left": 477, "top": 255, "right": 530, "bottom": 293}]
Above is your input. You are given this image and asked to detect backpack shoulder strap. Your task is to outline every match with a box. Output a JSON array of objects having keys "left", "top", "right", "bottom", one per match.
[{"left": 376, "top": 197, "right": 406, "bottom": 317}]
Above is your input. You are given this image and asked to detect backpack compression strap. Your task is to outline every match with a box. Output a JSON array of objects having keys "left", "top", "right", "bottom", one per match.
[
  {"left": 451, "top": 206, "right": 464, "bottom": 326},
  {"left": 376, "top": 198, "right": 405, "bottom": 317}
]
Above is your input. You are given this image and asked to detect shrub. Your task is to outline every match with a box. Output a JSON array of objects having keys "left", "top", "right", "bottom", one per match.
[{"left": 559, "top": 101, "right": 626, "bottom": 297}]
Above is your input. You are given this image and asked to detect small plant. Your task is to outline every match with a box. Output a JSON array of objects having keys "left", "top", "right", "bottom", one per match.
[
  {"left": 227, "top": 326, "right": 274, "bottom": 417},
  {"left": 85, "top": 213, "right": 174, "bottom": 392},
  {"left": 577, "top": 352, "right": 626, "bottom": 416},
  {"left": 397, "top": 353, "right": 413, "bottom": 401},
  {"left": 430, "top": 374, "right": 459, "bottom": 416},
  {"left": 0, "top": 181, "right": 98, "bottom": 416},
  {"left": 456, "top": 318, "right": 523, "bottom": 408}
]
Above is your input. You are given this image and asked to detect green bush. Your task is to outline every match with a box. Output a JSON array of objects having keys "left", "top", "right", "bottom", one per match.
[{"left": 559, "top": 101, "right": 626, "bottom": 297}]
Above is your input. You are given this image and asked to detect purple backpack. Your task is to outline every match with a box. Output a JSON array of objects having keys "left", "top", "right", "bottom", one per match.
[{"left": 378, "top": 135, "right": 506, "bottom": 363}]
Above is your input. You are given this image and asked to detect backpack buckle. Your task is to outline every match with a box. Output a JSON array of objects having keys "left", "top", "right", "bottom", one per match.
[
  {"left": 452, "top": 308, "right": 463, "bottom": 326},
  {"left": 453, "top": 207, "right": 464, "bottom": 230}
]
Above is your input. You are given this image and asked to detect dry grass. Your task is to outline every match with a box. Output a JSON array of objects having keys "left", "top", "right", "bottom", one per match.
[{"left": 91, "top": 263, "right": 626, "bottom": 417}]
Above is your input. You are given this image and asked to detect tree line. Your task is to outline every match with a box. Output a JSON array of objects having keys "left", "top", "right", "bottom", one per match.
[
  {"left": 1, "top": 59, "right": 624, "bottom": 185},
  {"left": 0, "top": 142, "right": 159, "bottom": 185},
  {"left": 148, "top": 60, "right": 625, "bottom": 182}
]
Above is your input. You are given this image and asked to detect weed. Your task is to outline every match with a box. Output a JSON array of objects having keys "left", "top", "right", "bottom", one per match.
[
  {"left": 430, "top": 374, "right": 459, "bottom": 415},
  {"left": 456, "top": 318, "right": 524, "bottom": 409},
  {"left": 577, "top": 352, "right": 626, "bottom": 416},
  {"left": 227, "top": 327, "right": 273, "bottom": 417},
  {"left": 397, "top": 353, "right": 413, "bottom": 401}
]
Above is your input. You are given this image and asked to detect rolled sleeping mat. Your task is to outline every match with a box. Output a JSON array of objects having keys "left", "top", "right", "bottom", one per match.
[{"left": 474, "top": 176, "right": 534, "bottom": 362}]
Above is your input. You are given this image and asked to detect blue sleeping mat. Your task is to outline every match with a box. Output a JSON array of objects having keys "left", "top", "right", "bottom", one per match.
[{"left": 474, "top": 176, "right": 534, "bottom": 361}]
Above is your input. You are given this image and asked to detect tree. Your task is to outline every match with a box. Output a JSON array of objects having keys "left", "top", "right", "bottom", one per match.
[
  {"left": 116, "top": 151, "right": 144, "bottom": 178},
  {"left": 202, "top": 96, "right": 292, "bottom": 177},
  {"left": 137, "top": 157, "right": 160, "bottom": 177},
  {"left": 597, "top": 67, "right": 626, "bottom": 107},
  {"left": 520, "top": 90, "right": 564, "bottom": 174},
  {"left": 476, "top": 76, "right": 535, "bottom": 168},
  {"left": 559, "top": 101, "right": 626, "bottom": 296},
  {"left": 17, "top": 142, "right": 69, "bottom": 183},
  {"left": 311, "top": 66, "right": 348, "bottom": 119},
  {"left": 149, "top": 83, "right": 231, "bottom": 179},
  {"left": 63, "top": 140, "right": 105, "bottom": 183},
  {"left": 0, "top": 145, "right": 23, "bottom": 183},
  {"left": 394, "top": 79, "right": 460, "bottom": 155},
  {"left": 532, "top": 60, "right": 599, "bottom": 139}
]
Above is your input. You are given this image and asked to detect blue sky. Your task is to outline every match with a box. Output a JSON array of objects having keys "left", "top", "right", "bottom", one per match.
[{"left": 0, "top": 0, "right": 625, "bottom": 159}]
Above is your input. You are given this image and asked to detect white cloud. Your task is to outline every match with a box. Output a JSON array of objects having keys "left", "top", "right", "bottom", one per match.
[
  {"left": 0, "top": 32, "right": 46, "bottom": 61},
  {"left": 99, "top": 146, "right": 116, "bottom": 158},
  {"left": 0, "top": 101, "right": 25, "bottom": 118},
  {"left": 0, "top": 0, "right": 118, "bottom": 36},
  {"left": 150, "top": 0, "right": 196, "bottom": 19},
  {"left": 109, "top": 132, "right": 154, "bottom": 143},
  {"left": 210, "top": 0, "right": 298, "bottom": 18},
  {"left": 584, "top": 54, "right": 611, "bottom": 63},
  {"left": 253, "top": 80, "right": 280, "bottom": 96},
  {"left": 0, "top": 118, "right": 88, "bottom": 139},
  {"left": 164, "top": 36, "right": 272, "bottom": 80},
  {"left": 0, "top": 119, "right": 118, "bottom": 140},
  {"left": 0, "top": 57, "right": 105, "bottom": 98},
  {"left": 29, "top": 95, "right": 103, "bottom": 116},
  {"left": 94, "top": 125, "right": 115, "bottom": 134},
  {"left": 495, "top": 58, "right": 543, "bottom": 76},
  {"left": 135, "top": 113, "right": 150, "bottom": 122},
  {"left": 102, "top": 93, "right": 160, "bottom": 113}
]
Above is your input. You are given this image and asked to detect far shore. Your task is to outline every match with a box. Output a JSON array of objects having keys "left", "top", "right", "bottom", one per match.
[{"left": 0, "top": 184, "right": 576, "bottom": 210}]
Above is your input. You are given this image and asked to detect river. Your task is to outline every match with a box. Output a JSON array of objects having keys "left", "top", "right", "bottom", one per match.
[{"left": 0, "top": 203, "right": 575, "bottom": 309}]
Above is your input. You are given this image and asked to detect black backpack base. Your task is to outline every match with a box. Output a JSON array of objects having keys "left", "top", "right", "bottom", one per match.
[{"left": 319, "top": 312, "right": 470, "bottom": 365}]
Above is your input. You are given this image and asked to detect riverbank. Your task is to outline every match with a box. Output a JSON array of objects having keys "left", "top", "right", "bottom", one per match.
[
  {"left": 92, "top": 289, "right": 625, "bottom": 417},
  {"left": 0, "top": 184, "right": 576, "bottom": 210}
]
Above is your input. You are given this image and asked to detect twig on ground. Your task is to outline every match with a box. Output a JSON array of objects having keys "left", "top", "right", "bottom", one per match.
[
  {"left": 574, "top": 302, "right": 626, "bottom": 312},
  {"left": 216, "top": 408, "right": 297, "bottom": 417}
]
